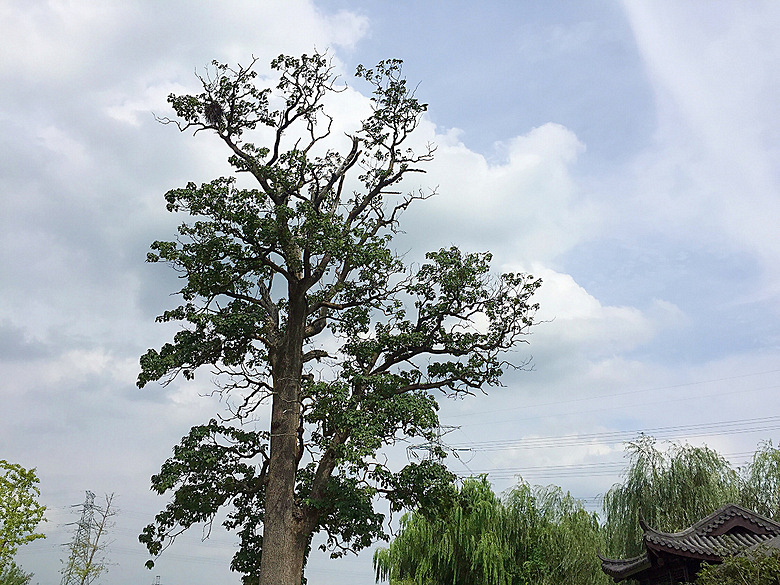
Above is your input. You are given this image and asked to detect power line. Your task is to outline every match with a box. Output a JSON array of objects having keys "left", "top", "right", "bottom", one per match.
[
  {"left": 454, "top": 381, "right": 780, "bottom": 428},
  {"left": 449, "top": 415, "right": 780, "bottom": 452},
  {"left": 456, "top": 450, "right": 756, "bottom": 481},
  {"left": 446, "top": 368, "right": 780, "bottom": 420}
]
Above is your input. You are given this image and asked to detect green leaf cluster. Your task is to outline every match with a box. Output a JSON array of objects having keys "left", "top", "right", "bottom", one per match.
[
  {"left": 376, "top": 439, "right": 780, "bottom": 585},
  {"left": 0, "top": 461, "right": 45, "bottom": 574},
  {"left": 697, "top": 547, "right": 780, "bottom": 585},
  {"left": 0, "top": 562, "right": 32, "bottom": 585},
  {"left": 139, "top": 421, "right": 267, "bottom": 560},
  {"left": 602, "top": 435, "right": 739, "bottom": 557},
  {"left": 740, "top": 439, "right": 780, "bottom": 521},
  {"left": 600, "top": 436, "right": 780, "bottom": 558}
]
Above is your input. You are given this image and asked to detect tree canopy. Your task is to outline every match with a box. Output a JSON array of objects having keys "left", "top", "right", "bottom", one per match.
[
  {"left": 739, "top": 440, "right": 780, "bottom": 521},
  {"left": 602, "top": 435, "right": 740, "bottom": 558},
  {"left": 600, "top": 436, "right": 780, "bottom": 559},
  {"left": 0, "top": 562, "right": 33, "bottom": 585},
  {"left": 0, "top": 460, "right": 45, "bottom": 574},
  {"left": 373, "top": 476, "right": 609, "bottom": 585},
  {"left": 137, "top": 52, "right": 541, "bottom": 585}
]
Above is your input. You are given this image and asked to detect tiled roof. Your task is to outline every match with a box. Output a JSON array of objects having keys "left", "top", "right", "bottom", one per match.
[
  {"left": 598, "top": 553, "right": 650, "bottom": 577},
  {"left": 680, "top": 503, "right": 780, "bottom": 536},
  {"left": 641, "top": 503, "right": 780, "bottom": 559},
  {"left": 644, "top": 527, "right": 773, "bottom": 559},
  {"left": 600, "top": 504, "right": 780, "bottom": 581}
]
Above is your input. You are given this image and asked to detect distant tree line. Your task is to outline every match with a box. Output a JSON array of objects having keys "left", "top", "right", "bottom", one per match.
[{"left": 374, "top": 436, "right": 780, "bottom": 585}]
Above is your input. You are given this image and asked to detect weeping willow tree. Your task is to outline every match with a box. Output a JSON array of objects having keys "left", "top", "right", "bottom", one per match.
[
  {"left": 505, "top": 484, "right": 608, "bottom": 585},
  {"left": 602, "top": 435, "right": 740, "bottom": 558},
  {"left": 373, "top": 477, "right": 512, "bottom": 585},
  {"left": 695, "top": 441, "right": 780, "bottom": 585},
  {"left": 375, "top": 439, "right": 780, "bottom": 584},
  {"left": 502, "top": 482, "right": 608, "bottom": 585},
  {"left": 740, "top": 440, "right": 780, "bottom": 521},
  {"left": 373, "top": 476, "right": 609, "bottom": 585}
]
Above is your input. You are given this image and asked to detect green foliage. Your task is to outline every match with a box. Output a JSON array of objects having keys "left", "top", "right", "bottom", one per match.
[
  {"left": 0, "top": 562, "right": 32, "bottom": 585},
  {"left": 139, "top": 51, "right": 540, "bottom": 583},
  {"left": 373, "top": 477, "right": 609, "bottom": 585},
  {"left": 0, "top": 461, "right": 46, "bottom": 573},
  {"left": 504, "top": 483, "right": 609, "bottom": 585},
  {"left": 697, "top": 547, "right": 780, "bottom": 585},
  {"left": 602, "top": 435, "right": 740, "bottom": 557},
  {"left": 740, "top": 440, "right": 780, "bottom": 521},
  {"left": 374, "top": 478, "right": 511, "bottom": 585},
  {"left": 138, "top": 421, "right": 268, "bottom": 576}
]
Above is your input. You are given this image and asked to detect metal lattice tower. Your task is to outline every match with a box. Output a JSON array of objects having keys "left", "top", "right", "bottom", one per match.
[
  {"left": 60, "top": 491, "right": 97, "bottom": 585},
  {"left": 408, "top": 425, "right": 459, "bottom": 460}
]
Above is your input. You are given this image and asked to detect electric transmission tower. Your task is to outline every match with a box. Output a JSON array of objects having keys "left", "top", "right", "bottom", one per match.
[
  {"left": 60, "top": 491, "right": 115, "bottom": 585},
  {"left": 408, "top": 425, "right": 460, "bottom": 460}
]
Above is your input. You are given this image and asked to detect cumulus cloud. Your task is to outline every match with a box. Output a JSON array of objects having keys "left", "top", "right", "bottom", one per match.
[
  {"left": 530, "top": 267, "right": 660, "bottom": 354},
  {"left": 395, "top": 121, "right": 598, "bottom": 266},
  {"left": 0, "top": 1, "right": 125, "bottom": 81}
]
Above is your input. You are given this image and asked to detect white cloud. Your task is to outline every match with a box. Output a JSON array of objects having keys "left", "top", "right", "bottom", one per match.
[
  {"left": 0, "top": 0, "right": 126, "bottom": 81},
  {"left": 0, "top": 1, "right": 370, "bottom": 90},
  {"left": 318, "top": 8, "right": 370, "bottom": 49},
  {"left": 104, "top": 82, "right": 188, "bottom": 127},
  {"left": 622, "top": 2, "right": 780, "bottom": 276},
  {"left": 511, "top": 266, "right": 682, "bottom": 361},
  {"left": 396, "top": 121, "right": 597, "bottom": 265}
]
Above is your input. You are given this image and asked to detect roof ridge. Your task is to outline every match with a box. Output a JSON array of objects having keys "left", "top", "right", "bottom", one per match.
[
  {"left": 640, "top": 504, "right": 780, "bottom": 539},
  {"left": 698, "top": 503, "right": 780, "bottom": 534}
]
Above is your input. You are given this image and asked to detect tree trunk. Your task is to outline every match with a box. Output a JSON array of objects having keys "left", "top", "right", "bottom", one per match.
[
  {"left": 259, "top": 290, "right": 308, "bottom": 585},
  {"left": 258, "top": 503, "right": 308, "bottom": 585}
]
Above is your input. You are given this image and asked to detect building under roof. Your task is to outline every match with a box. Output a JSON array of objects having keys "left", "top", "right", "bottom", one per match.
[{"left": 599, "top": 503, "right": 780, "bottom": 584}]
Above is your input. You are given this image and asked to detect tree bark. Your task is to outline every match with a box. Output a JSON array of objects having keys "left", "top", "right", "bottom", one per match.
[{"left": 259, "top": 288, "right": 308, "bottom": 585}]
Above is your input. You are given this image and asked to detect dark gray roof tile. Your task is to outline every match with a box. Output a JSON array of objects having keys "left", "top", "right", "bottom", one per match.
[{"left": 601, "top": 504, "right": 780, "bottom": 581}]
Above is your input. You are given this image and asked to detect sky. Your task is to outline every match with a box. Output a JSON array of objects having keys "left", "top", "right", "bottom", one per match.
[{"left": 2, "top": 1, "right": 780, "bottom": 584}]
